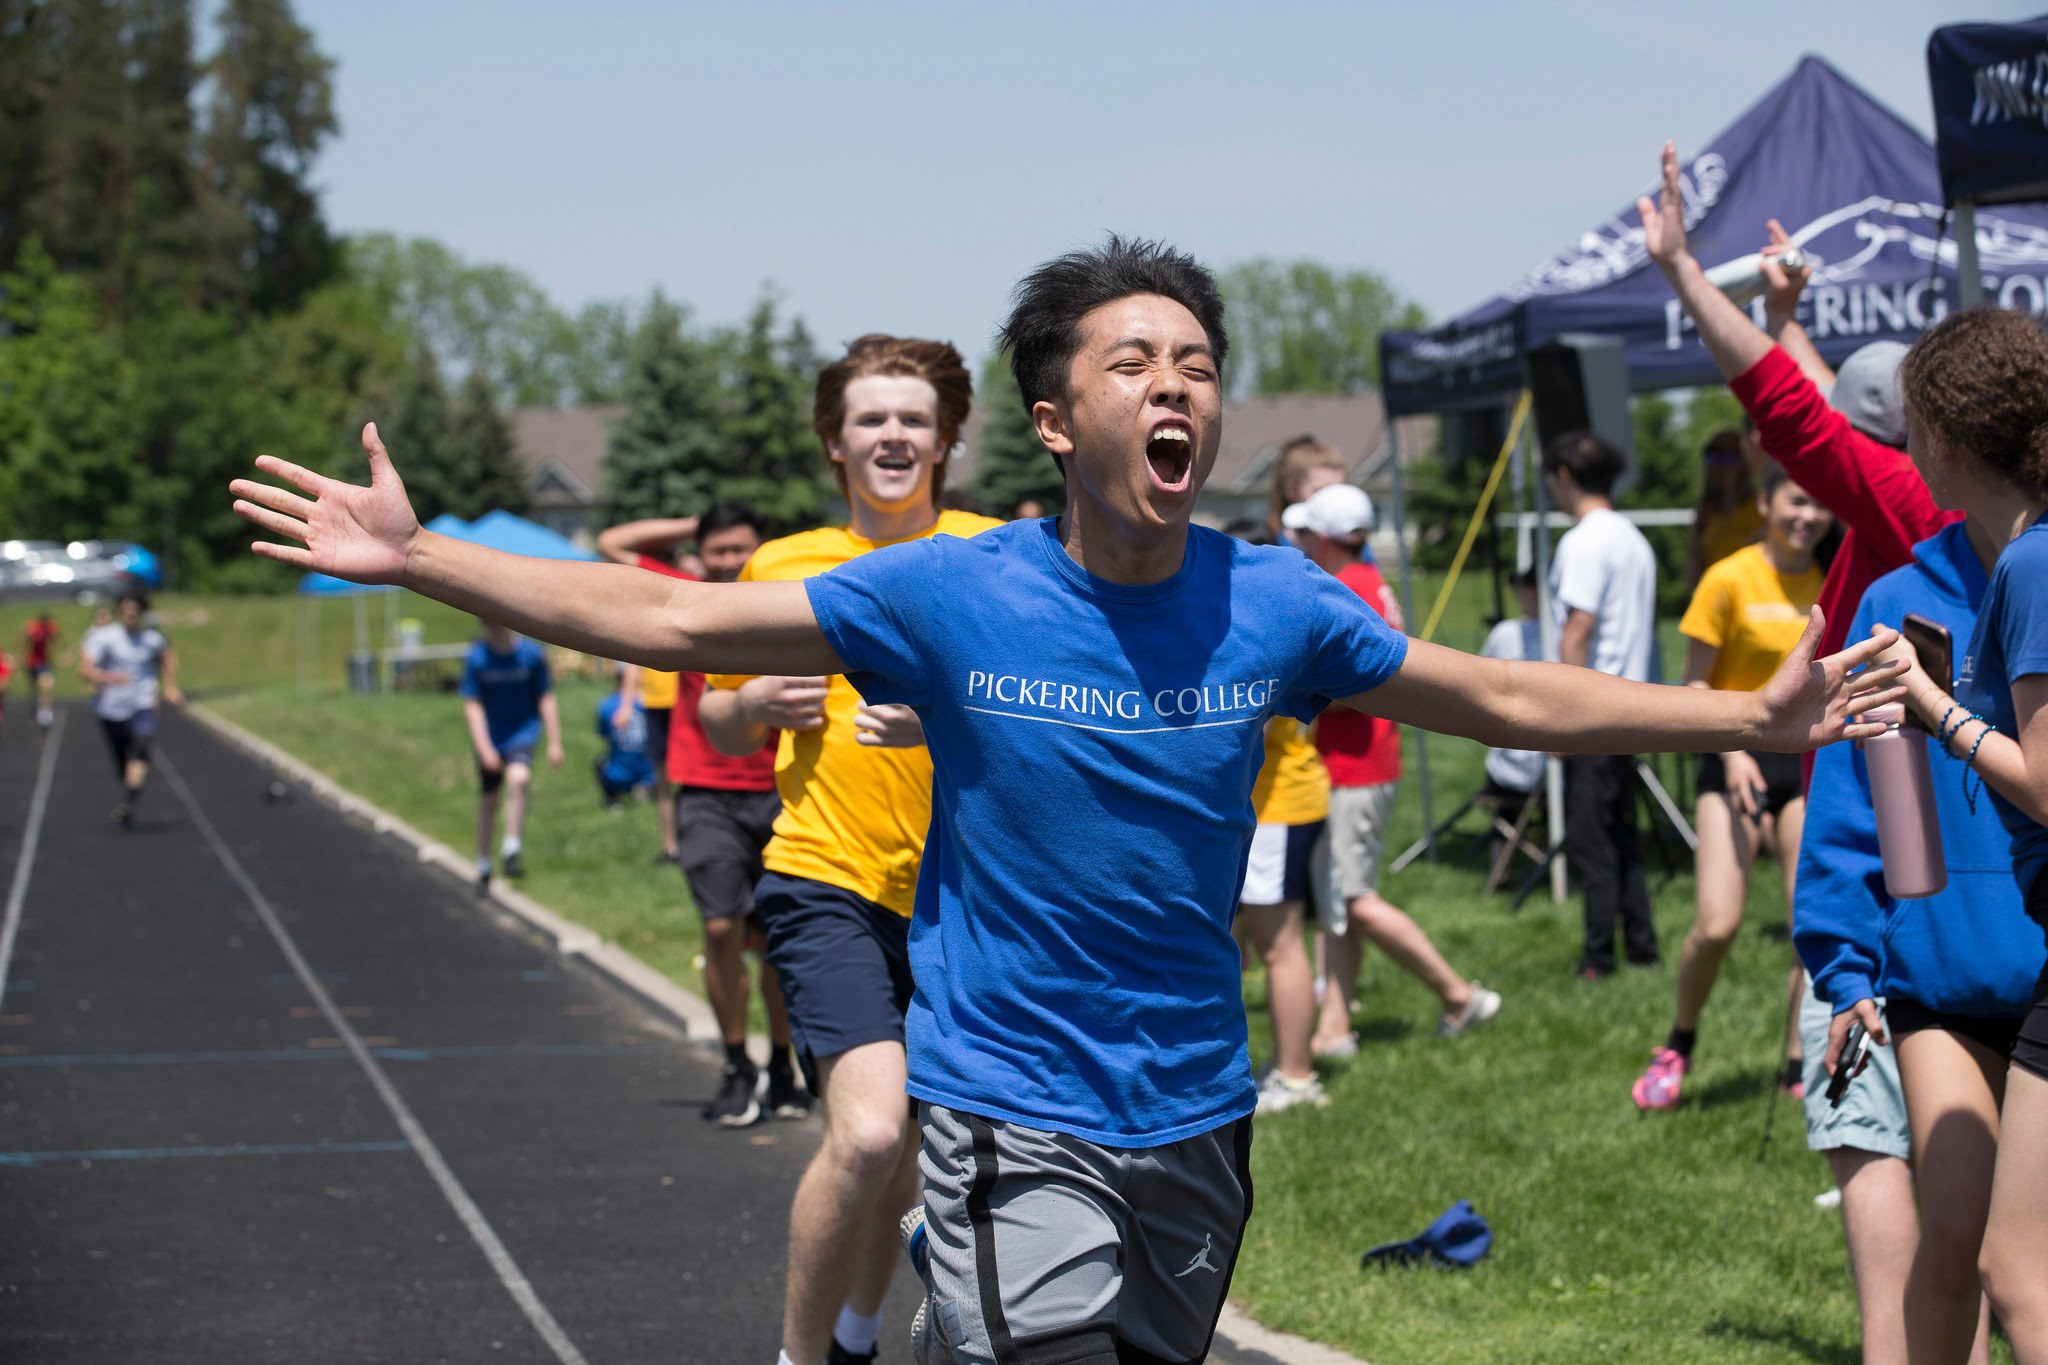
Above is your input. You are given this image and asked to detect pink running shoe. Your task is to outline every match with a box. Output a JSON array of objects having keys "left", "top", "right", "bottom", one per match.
[{"left": 1632, "top": 1047, "right": 1690, "bottom": 1111}]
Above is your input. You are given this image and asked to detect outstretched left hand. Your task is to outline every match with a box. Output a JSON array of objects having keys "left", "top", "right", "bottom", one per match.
[{"left": 1752, "top": 610, "right": 1907, "bottom": 752}]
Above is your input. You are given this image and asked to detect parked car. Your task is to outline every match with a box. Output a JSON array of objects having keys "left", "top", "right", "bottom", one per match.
[{"left": 0, "top": 540, "right": 154, "bottom": 603}]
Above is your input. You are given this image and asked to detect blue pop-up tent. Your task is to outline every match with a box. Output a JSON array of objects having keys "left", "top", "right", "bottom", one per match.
[
  {"left": 1380, "top": 55, "right": 2048, "bottom": 415},
  {"left": 464, "top": 510, "right": 597, "bottom": 562}
]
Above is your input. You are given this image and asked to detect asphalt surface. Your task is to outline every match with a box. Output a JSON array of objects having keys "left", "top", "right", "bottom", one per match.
[
  {"left": 0, "top": 704, "right": 930, "bottom": 1364},
  {"left": 0, "top": 705, "right": 1288, "bottom": 1365}
]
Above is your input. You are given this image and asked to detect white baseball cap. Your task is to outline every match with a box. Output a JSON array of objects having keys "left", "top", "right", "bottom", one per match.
[{"left": 1281, "top": 483, "right": 1375, "bottom": 538}]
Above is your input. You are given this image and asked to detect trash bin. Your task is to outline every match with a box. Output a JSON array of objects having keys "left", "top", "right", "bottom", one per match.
[{"left": 347, "top": 650, "right": 379, "bottom": 694}]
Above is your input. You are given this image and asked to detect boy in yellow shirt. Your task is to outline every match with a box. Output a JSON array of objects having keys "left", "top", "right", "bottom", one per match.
[{"left": 700, "top": 335, "right": 1000, "bottom": 1365}]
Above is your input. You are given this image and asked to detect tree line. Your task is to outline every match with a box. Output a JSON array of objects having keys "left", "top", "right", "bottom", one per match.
[{"left": 1, "top": 0, "right": 1442, "bottom": 589}]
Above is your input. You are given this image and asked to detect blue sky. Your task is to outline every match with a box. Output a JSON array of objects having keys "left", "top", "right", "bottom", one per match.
[{"left": 297, "top": 1, "right": 2035, "bottom": 369}]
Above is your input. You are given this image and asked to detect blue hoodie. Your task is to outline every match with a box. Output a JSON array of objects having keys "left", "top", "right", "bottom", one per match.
[{"left": 1795, "top": 522, "right": 2046, "bottom": 1018}]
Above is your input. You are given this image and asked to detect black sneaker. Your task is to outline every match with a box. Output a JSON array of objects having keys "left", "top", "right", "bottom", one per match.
[
  {"left": 766, "top": 1067, "right": 813, "bottom": 1120},
  {"left": 475, "top": 868, "right": 492, "bottom": 895},
  {"left": 111, "top": 802, "right": 132, "bottom": 828},
  {"left": 825, "top": 1341, "right": 877, "bottom": 1365},
  {"left": 503, "top": 850, "right": 526, "bottom": 879},
  {"left": 705, "top": 1061, "right": 760, "bottom": 1128}
]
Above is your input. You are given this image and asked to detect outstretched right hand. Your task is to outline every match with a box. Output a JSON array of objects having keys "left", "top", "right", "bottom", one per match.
[
  {"left": 230, "top": 422, "right": 420, "bottom": 585},
  {"left": 1636, "top": 140, "right": 1692, "bottom": 274}
]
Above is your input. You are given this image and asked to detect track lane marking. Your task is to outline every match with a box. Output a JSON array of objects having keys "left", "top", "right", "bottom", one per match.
[
  {"left": 0, "top": 1140, "right": 412, "bottom": 1167},
  {"left": 157, "top": 749, "right": 591, "bottom": 1365},
  {"left": 0, "top": 711, "right": 65, "bottom": 1009}
]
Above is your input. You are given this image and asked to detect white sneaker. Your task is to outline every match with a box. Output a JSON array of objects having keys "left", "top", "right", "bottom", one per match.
[
  {"left": 1254, "top": 1070, "right": 1329, "bottom": 1114},
  {"left": 1312, "top": 1032, "right": 1360, "bottom": 1060},
  {"left": 1439, "top": 985, "right": 1502, "bottom": 1039}
]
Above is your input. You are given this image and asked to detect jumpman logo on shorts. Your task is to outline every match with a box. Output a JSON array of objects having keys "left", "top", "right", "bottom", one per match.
[{"left": 1174, "top": 1233, "right": 1219, "bottom": 1278}]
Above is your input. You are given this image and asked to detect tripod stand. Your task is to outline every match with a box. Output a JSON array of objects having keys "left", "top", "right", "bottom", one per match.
[{"left": 1388, "top": 780, "right": 1549, "bottom": 894}]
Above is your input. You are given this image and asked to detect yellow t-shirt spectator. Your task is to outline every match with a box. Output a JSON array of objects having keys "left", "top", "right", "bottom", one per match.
[
  {"left": 1251, "top": 718, "right": 1330, "bottom": 827},
  {"left": 707, "top": 510, "right": 1002, "bottom": 917},
  {"left": 639, "top": 667, "right": 679, "bottom": 710},
  {"left": 1678, "top": 543, "right": 1824, "bottom": 693}
]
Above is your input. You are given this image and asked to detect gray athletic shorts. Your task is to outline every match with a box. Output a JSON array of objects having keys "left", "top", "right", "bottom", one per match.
[
  {"left": 917, "top": 1102, "right": 1253, "bottom": 1364},
  {"left": 1320, "top": 781, "right": 1399, "bottom": 913},
  {"left": 1798, "top": 979, "right": 1910, "bottom": 1161}
]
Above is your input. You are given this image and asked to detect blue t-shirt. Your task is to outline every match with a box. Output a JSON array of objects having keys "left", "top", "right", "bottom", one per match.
[
  {"left": 1957, "top": 516, "right": 2048, "bottom": 906},
  {"left": 459, "top": 637, "right": 551, "bottom": 752},
  {"left": 805, "top": 518, "right": 1408, "bottom": 1145}
]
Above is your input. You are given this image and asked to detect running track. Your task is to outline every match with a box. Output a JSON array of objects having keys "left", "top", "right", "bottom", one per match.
[{"left": 0, "top": 707, "right": 1288, "bottom": 1364}]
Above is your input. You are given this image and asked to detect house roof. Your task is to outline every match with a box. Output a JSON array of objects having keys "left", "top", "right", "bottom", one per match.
[{"left": 508, "top": 406, "right": 624, "bottom": 503}]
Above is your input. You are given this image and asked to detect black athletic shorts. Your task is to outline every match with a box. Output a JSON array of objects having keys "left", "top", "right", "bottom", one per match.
[
  {"left": 674, "top": 786, "right": 780, "bottom": 922},
  {"left": 476, "top": 741, "right": 536, "bottom": 794},
  {"left": 643, "top": 706, "right": 672, "bottom": 784},
  {"left": 100, "top": 710, "right": 157, "bottom": 776},
  {"left": 2016, "top": 872, "right": 2048, "bottom": 1083},
  {"left": 1698, "top": 749, "right": 1804, "bottom": 817},
  {"left": 754, "top": 871, "right": 912, "bottom": 1089},
  {"left": 1886, "top": 996, "right": 2026, "bottom": 1062}
]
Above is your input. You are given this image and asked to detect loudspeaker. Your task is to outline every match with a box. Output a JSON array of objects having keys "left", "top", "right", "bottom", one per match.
[
  {"left": 1438, "top": 404, "right": 1508, "bottom": 476},
  {"left": 1526, "top": 333, "right": 1636, "bottom": 496}
]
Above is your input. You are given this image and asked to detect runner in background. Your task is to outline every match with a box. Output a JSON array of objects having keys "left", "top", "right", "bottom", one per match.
[
  {"left": 1286, "top": 482, "right": 1500, "bottom": 1046},
  {"left": 598, "top": 514, "right": 700, "bottom": 868},
  {"left": 458, "top": 620, "right": 562, "bottom": 891},
  {"left": 24, "top": 610, "right": 60, "bottom": 729},
  {"left": 78, "top": 592, "right": 181, "bottom": 826},
  {"left": 608, "top": 504, "right": 808, "bottom": 1128},
  {"left": 0, "top": 646, "right": 12, "bottom": 740},
  {"left": 1634, "top": 464, "right": 1832, "bottom": 1111},
  {"left": 699, "top": 337, "right": 1000, "bottom": 1365}
]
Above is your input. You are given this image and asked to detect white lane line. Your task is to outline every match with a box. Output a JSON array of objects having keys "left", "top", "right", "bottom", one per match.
[
  {"left": 156, "top": 749, "right": 590, "bottom": 1365},
  {"left": 1, "top": 711, "right": 66, "bottom": 1008}
]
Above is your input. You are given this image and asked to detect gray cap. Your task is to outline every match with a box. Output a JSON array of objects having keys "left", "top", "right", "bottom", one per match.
[{"left": 1828, "top": 341, "right": 1910, "bottom": 447}]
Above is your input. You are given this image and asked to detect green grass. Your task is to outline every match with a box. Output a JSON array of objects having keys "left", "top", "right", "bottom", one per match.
[
  {"left": 1, "top": 592, "right": 483, "bottom": 699},
  {"left": 65, "top": 583, "right": 1963, "bottom": 1363}
]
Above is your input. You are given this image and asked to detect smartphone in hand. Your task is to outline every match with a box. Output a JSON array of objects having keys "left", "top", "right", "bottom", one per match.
[{"left": 1827, "top": 1022, "right": 1872, "bottom": 1109}]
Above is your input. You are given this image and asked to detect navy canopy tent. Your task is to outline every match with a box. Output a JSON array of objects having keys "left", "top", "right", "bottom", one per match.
[
  {"left": 1929, "top": 16, "right": 2048, "bottom": 208},
  {"left": 1381, "top": 55, "right": 2048, "bottom": 416}
]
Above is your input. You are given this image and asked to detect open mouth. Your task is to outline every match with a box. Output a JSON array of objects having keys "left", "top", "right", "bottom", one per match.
[
  {"left": 1145, "top": 425, "right": 1193, "bottom": 492},
  {"left": 873, "top": 453, "right": 916, "bottom": 475}
]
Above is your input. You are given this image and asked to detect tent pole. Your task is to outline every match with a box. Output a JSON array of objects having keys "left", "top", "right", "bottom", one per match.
[
  {"left": 1523, "top": 398, "right": 1567, "bottom": 905},
  {"left": 1956, "top": 202, "right": 1983, "bottom": 309},
  {"left": 1382, "top": 419, "right": 1435, "bottom": 858}
]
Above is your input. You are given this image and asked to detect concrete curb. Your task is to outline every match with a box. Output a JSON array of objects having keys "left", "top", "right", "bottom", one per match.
[
  {"left": 186, "top": 702, "right": 719, "bottom": 1042},
  {"left": 185, "top": 702, "right": 1369, "bottom": 1365}
]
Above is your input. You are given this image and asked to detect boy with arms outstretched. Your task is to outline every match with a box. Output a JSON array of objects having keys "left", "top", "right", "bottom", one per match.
[{"left": 234, "top": 237, "right": 1903, "bottom": 1365}]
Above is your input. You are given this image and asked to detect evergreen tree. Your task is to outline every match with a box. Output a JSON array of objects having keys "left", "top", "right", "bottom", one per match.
[
  {"left": 970, "top": 352, "right": 1064, "bottom": 517},
  {"left": 716, "top": 290, "right": 826, "bottom": 533},
  {"left": 442, "top": 369, "right": 527, "bottom": 519},
  {"left": 603, "top": 292, "right": 725, "bottom": 525},
  {"left": 375, "top": 344, "right": 457, "bottom": 522},
  {"left": 195, "top": 0, "right": 338, "bottom": 316},
  {"left": 115, "top": 0, "right": 201, "bottom": 317}
]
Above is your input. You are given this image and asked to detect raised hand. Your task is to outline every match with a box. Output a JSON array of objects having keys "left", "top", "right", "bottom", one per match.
[
  {"left": 1758, "top": 218, "right": 1811, "bottom": 321},
  {"left": 1753, "top": 610, "right": 1908, "bottom": 752},
  {"left": 230, "top": 423, "right": 421, "bottom": 585},
  {"left": 1636, "top": 140, "right": 1691, "bottom": 273}
]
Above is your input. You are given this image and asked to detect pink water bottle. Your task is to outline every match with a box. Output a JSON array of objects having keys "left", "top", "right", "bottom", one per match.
[{"left": 1862, "top": 704, "right": 1946, "bottom": 899}]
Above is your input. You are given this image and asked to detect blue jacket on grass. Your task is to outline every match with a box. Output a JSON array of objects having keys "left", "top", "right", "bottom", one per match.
[{"left": 1794, "top": 522, "right": 2046, "bottom": 1018}]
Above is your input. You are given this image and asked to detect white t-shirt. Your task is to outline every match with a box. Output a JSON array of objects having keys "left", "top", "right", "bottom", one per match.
[
  {"left": 1549, "top": 507, "right": 1657, "bottom": 684},
  {"left": 1479, "top": 617, "right": 1547, "bottom": 793},
  {"left": 83, "top": 624, "right": 168, "bottom": 721}
]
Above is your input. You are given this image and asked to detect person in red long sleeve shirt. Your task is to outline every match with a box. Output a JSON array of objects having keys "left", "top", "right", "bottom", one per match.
[{"left": 1639, "top": 144, "right": 1958, "bottom": 724}]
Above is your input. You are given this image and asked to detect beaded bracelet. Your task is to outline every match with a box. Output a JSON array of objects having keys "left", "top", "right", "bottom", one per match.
[
  {"left": 1938, "top": 705, "right": 1972, "bottom": 750},
  {"left": 1963, "top": 719, "right": 1995, "bottom": 814},
  {"left": 1936, "top": 702, "right": 1964, "bottom": 746}
]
